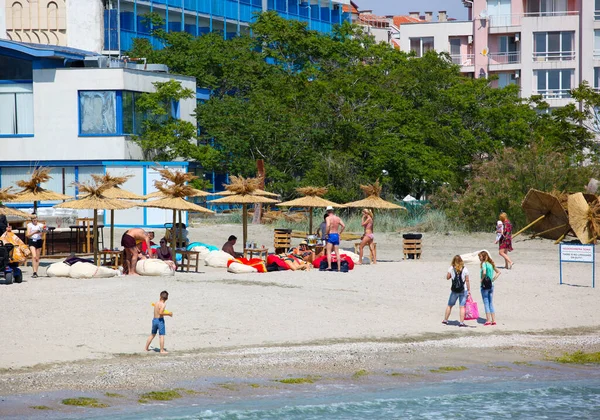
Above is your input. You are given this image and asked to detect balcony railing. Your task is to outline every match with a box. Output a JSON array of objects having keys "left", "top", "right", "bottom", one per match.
[
  {"left": 449, "top": 54, "right": 474, "bottom": 66},
  {"left": 488, "top": 10, "right": 579, "bottom": 27},
  {"left": 488, "top": 52, "right": 521, "bottom": 65},
  {"left": 532, "top": 51, "right": 576, "bottom": 62},
  {"left": 536, "top": 89, "right": 572, "bottom": 99},
  {"left": 596, "top": 10, "right": 600, "bottom": 20},
  {"left": 595, "top": 49, "right": 600, "bottom": 59}
]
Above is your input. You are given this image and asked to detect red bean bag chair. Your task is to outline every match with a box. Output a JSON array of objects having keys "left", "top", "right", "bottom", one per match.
[
  {"left": 228, "top": 257, "right": 267, "bottom": 273},
  {"left": 312, "top": 254, "right": 355, "bottom": 270},
  {"left": 266, "top": 254, "right": 289, "bottom": 270}
]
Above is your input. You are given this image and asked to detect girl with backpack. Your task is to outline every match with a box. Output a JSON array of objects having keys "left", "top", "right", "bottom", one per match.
[
  {"left": 478, "top": 251, "right": 501, "bottom": 326},
  {"left": 442, "top": 255, "right": 471, "bottom": 327}
]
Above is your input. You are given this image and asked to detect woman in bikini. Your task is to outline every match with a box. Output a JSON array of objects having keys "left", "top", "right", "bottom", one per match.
[
  {"left": 358, "top": 209, "right": 376, "bottom": 264},
  {"left": 156, "top": 237, "right": 176, "bottom": 270}
]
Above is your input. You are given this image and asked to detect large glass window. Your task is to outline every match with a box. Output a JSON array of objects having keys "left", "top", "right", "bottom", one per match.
[
  {"left": 596, "top": 0, "right": 600, "bottom": 20},
  {"left": 79, "top": 91, "right": 117, "bottom": 135},
  {"left": 488, "top": 0, "right": 511, "bottom": 26},
  {"left": 410, "top": 37, "right": 434, "bottom": 58},
  {"left": 595, "top": 30, "right": 600, "bottom": 59},
  {"left": 527, "top": 0, "right": 568, "bottom": 16},
  {"left": 0, "top": 84, "right": 34, "bottom": 136},
  {"left": 535, "top": 69, "right": 573, "bottom": 99},
  {"left": 122, "top": 91, "right": 144, "bottom": 135},
  {"left": 595, "top": 68, "right": 600, "bottom": 90},
  {"left": 533, "top": 31, "right": 574, "bottom": 61}
]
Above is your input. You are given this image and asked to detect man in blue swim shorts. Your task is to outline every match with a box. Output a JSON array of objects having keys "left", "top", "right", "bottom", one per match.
[{"left": 325, "top": 206, "right": 346, "bottom": 272}]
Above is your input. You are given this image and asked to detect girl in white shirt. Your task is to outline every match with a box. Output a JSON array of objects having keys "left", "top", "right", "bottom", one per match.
[{"left": 26, "top": 214, "right": 45, "bottom": 278}]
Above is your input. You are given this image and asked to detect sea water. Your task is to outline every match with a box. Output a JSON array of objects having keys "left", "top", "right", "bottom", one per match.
[{"left": 86, "top": 378, "right": 600, "bottom": 420}]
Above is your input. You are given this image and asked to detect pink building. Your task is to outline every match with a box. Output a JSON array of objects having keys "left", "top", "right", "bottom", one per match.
[{"left": 398, "top": 0, "right": 599, "bottom": 108}]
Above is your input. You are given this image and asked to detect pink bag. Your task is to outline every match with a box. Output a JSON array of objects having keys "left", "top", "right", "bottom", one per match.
[{"left": 465, "top": 295, "right": 479, "bottom": 320}]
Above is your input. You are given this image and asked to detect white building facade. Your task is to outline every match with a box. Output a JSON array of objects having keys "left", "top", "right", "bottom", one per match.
[{"left": 398, "top": 0, "right": 599, "bottom": 109}]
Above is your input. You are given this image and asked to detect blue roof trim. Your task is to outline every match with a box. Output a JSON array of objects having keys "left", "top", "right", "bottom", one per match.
[{"left": 0, "top": 39, "right": 99, "bottom": 60}]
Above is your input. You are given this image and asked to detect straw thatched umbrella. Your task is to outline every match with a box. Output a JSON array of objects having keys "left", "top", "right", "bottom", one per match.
[
  {"left": 567, "top": 193, "right": 599, "bottom": 244},
  {"left": 55, "top": 180, "right": 138, "bottom": 264},
  {"left": 516, "top": 189, "right": 570, "bottom": 240},
  {"left": 0, "top": 187, "right": 31, "bottom": 219},
  {"left": 210, "top": 176, "right": 280, "bottom": 247},
  {"left": 343, "top": 180, "right": 407, "bottom": 211},
  {"left": 217, "top": 188, "right": 279, "bottom": 198},
  {"left": 8, "top": 168, "right": 71, "bottom": 213},
  {"left": 142, "top": 169, "right": 214, "bottom": 257},
  {"left": 90, "top": 173, "right": 145, "bottom": 250},
  {"left": 278, "top": 187, "right": 341, "bottom": 234}
]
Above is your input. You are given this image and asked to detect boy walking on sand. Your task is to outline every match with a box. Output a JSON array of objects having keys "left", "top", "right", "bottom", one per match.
[{"left": 145, "top": 291, "right": 172, "bottom": 354}]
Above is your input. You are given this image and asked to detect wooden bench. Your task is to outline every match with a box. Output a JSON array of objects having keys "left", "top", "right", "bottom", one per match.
[{"left": 177, "top": 250, "right": 200, "bottom": 272}]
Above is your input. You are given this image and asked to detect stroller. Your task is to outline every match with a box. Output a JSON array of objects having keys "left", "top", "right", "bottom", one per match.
[{"left": 0, "top": 240, "right": 23, "bottom": 285}]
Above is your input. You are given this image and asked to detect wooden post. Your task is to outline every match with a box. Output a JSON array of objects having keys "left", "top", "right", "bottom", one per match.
[
  {"left": 531, "top": 223, "right": 568, "bottom": 238},
  {"left": 243, "top": 204, "right": 248, "bottom": 247},
  {"left": 110, "top": 209, "right": 115, "bottom": 250},
  {"left": 309, "top": 207, "right": 314, "bottom": 235},
  {"left": 171, "top": 209, "right": 177, "bottom": 259},
  {"left": 93, "top": 209, "right": 98, "bottom": 264},
  {"left": 85, "top": 218, "right": 91, "bottom": 254},
  {"left": 512, "top": 215, "right": 545, "bottom": 238}
]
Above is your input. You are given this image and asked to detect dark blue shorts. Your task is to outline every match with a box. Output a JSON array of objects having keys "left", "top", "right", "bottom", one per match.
[
  {"left": 327, "top": 233, "right": 340, "bottom": 246},
  {"left": 151, "top": 318, "right": 166, "bottom": 336}
]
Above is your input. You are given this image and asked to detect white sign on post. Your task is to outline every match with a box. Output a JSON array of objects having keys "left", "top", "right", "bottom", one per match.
[{"left": 560, "top": 244, "right": 594, "bottom": 262}]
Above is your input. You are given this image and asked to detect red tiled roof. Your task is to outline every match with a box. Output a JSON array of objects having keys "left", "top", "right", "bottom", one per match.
[
  {"left": 393, "top": 16, "right": 425, "bottom": 26},
  {"left": 343, "top": 3, "right": 359, "bottom": 14}
]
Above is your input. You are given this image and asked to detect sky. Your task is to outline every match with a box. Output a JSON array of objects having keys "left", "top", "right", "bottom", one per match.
[{"left": 363, "top": 0, "right": 468, "bottom": 20}]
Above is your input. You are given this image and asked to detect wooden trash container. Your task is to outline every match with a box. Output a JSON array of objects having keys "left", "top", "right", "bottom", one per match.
[
  {"left": 403, "top": 233, "right": 422, "bottom": 260},
  {"left": 274, "top": 229, "right": 292, "bottom": 254}
]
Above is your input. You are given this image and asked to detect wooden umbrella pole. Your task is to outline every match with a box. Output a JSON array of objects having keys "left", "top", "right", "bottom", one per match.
[
  {"left": 309, "top": 207, "right": 314, "bottom": 235},
  {"left": 243, "top": 204, "right": 248, "bottom": 248},
  {"left": 531, "top": 223, "right": 568, "bottom": 238},
  {"left": 93, "top": 209, "right": 98, "bottom": 265},
  {"left": 171, "top": 209, "right": 177, "bottom": 259},
  {"left": 110, "top": 209, "right": 115, "bottom": 250},
  {"left": 513, "top": 215, "right": 545, "bottom": 238},
  {"left": 553, "top": 227, "right": 572, "bottom": 244},
  {"left": 33, "top": 201, "right": 38, "bottom": 214},
  {"left": 178, "top": 210, "right": 183, "bottom": 248}
]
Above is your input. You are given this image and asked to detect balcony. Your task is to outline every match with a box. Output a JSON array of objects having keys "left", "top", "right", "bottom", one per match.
[
  {"left": 488, "top": 52, "right": 521, "bottom": 65},
  {"left": 535, "top": 89, "right": 572, "bottom": 99},
  {"left": 449, "top": 54, "right": 474, "bottom": 66},
  {"left": 489, "top": 10, "right": 579, "bottom": 28},
  {"left": 532, "top": 51, "right": 576, "bottom": 62},
  {"left": 489, "top": 14, "right": 522, "bottom": 28}
]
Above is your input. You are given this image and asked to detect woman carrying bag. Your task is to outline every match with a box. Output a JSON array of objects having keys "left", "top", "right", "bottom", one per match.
[
  {"left": 478, "top": 251, "right": 501, "bottom": 326},
  {"left": 442, "top": 255, "right": 471, "bottom": 327}
]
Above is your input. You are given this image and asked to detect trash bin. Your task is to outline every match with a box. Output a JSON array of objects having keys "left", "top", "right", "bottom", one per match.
[
  {"left": 274, "top": 229, "right": 292, "bottom": 254},
  {"left": 403, "top": 233, "right": 422, "bottom": 260}
]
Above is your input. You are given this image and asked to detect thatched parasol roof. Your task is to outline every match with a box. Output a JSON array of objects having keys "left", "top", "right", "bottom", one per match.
[
  {"left": 217, "top": 189, "right": 279, "bottom": 198},
  {"left": 343, "top": 180, "right": 406, "bottom": 210},
  {"left": 91, "top": 173, "right": 145, "bottom": 200},
  {"left": 0, "top": 187, "right": 31, "bottom": 218},
  {"left": 567, "top": 193, "right": 598, "bottom": 244},
  {"left": 210, "top": 194, "right": 280, "bottom": 205},
  {"left": 278, "top": 196, "right": 341, "bottom": 208},
  {"left": 217, "top": 175, "right": 279, "bottom": 198},
  {"left": 141, "top": 197, "right": 214, "bottom": 213},
  {"left": 521, "top": 189, "right": 569, "bottom": 240},
  {"left": 9, "top": 168, "right": 71, "bottom": 202},
  {"left": 55, "top": 181, "right": 138, "bottom": 211}
]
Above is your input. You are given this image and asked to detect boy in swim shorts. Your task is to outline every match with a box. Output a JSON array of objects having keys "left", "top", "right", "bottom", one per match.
[{"left": 145, "top": 291, "right": 172, "bottom": 354}]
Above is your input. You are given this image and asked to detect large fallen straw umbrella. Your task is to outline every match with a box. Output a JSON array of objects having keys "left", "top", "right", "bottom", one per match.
[
  {"left": 278, "top": 187, "right": 341, "bottom": 234},
  {"left": 8, "top": 168, "right": 71, "bottom": 213},
  {"left": 55, "top": 180, "right": 138, "bottom": 264},
  {"left": 567, "top": 192, "right": 600, "bottom": 244},
  {"left": 516, "top": 189, "right": 570, "bottom": 240}
]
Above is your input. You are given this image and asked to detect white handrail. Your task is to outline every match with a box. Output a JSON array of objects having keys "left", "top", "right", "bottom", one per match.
[
  {"left": 532, "top": 51, "right": 576, "bottom": 61},
  {"left": 535, "top": 89, "right": 572, "bottom": 99}
]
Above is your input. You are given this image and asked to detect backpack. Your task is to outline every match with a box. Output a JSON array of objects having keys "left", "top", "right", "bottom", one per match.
[{"left": 451, "top": 268, "right": 465, "bottom": 293}]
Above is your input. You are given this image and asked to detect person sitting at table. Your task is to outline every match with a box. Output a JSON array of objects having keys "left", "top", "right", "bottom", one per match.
[
  {"left": 222, "top": 235, "right": 242, "bottom": 258},
  {"left": 156, "top": 237, "right": 177, "bottom": 270},
  {"left": 121, "top": 228, "right": 151, "bottom": 276},
  {"left": 0, "top": 224, "right": 31, "bottom": 264}
]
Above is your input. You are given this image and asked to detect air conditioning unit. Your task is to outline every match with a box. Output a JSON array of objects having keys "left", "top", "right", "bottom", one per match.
[
  {"left": 468, "top": 35, "right": 473, "bottom": 44},
  {"left": 515, "top": 33, "right": 520, "bottom": 42}
]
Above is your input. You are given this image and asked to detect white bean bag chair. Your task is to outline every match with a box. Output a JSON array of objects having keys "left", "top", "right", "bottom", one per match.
[
  {"left": 46, "top": 262, "right": 71, "bottom": 277},
  {"left": 204, "top": 250, "right": 234, "bottom": 268},
  {"left": 341, "top": 251, "right": 360, "bottom": 264},
  {"left": 69, "top": 262, "right": 118, "bottom": 278},
  {"left": 460, "top": 249, "right": 490, "bottom": 265},
  {"left": 136, "top": 259, "right": 175, "bottom": 276},
  {"left": 189, "top": 245, "right": 211, "bottom": 259},
  {"left": 227, "top": 262, "right": 258, "bottom": 274}
]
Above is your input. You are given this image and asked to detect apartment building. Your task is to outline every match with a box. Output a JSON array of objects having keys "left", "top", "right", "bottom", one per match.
[
  {"left": 1, "top": 0, "right": 352, "bottom": 54},
  {"left": 398, "top": 0, "right": 598, "bottom": 108}
]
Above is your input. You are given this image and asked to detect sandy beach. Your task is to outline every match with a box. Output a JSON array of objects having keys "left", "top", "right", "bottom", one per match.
[{"left": 1, "top": 223, "right": 599, "bottom": 406}]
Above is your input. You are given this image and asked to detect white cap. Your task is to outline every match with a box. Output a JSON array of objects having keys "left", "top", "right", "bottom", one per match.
[
  {"left": 497, "top": 220, "right": 503, "bottom": 226},
  {"left": 326, "top": 206, "right": 334, "bottom": 211}
]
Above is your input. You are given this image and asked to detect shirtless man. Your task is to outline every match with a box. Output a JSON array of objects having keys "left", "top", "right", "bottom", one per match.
[
  {"left": 121, "top": 228, "right": 151, "bottom": 276},
  {"left": 222, "top": 235, "right": 242, "bottom": 258},
  {"left": 325, "top": 206, "right": 345, "bottom": 271}
]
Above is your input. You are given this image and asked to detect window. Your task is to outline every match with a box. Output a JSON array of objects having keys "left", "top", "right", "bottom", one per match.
[
  {"left": 0, "top": 84, "right": 34, "bottom": 136},
  {"left": 410, "top": 37, "right": 434, "bottom": 58},
  {"left": 498, "top": 72, "right": 519, "bottom": 88},
  {"left": 527, "top": 0, "right": 568, "bottom": 16},
  {"left": 122, "top": 91, "right": 144, "bottom": 135},
  {"left": 449, "top": 38, "right": 462, "bottom": 64},
  {"left": 533, "top": 31, "right": 574, "bottom": 61},
  {"left": 595, "top": 30, "right": 600, "bottom": 59},
  {"left": 596, "top": 0, "right": 600, "bottom": 20},
  {"left": 595, "top": 68, "right": 600, "bottom": 90},
  {"left": 535, "top": 69, "right": 573, "bottom": 99},
  {"left": 488, "top": 0, "right": 511, "bottom": 27},
  {"left": 498, "top": 35, "right": 519, "bottom": 63}
]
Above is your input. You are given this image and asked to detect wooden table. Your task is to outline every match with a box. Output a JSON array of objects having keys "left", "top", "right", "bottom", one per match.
[
  {"left": 98, "top": 250, "right": 122, "bottom": 269},
  {"left": 178, "top": 250, "right": 200, "bottom": 272},
  {"left": 244, "top": 247, "right": 269, "bottom": 262}
]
